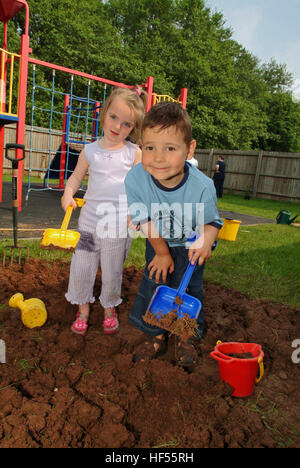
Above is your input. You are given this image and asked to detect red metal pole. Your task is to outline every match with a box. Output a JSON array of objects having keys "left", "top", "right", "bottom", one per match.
[
  {"left": 180, "top": 88, "right": 188, "bottom": 109},
  {"left": 60, "top": 94, "right": 70, "bottom": 190},
  {"left": 0, "top": 1, "right": 30, "bottom": 209},
  {"left": 3, "top": 22, "right": 7, "bottom": 49},
  {"left": 145, "top": 76, "right": 154, "bottom": 112},
  {"left": 0, "top": 126, "right": 4, "bottom": 202},
  {"left": 0, "top": 22, "right": 8, "bottom": 203},
  {"left": 93, "top": 101, "right": 100, "bottom": 141},
  {"left": 28, "top": 57, "right": 136, "bottom": 90},
  {"left": 16, "top": 32, "right": 29, "bottom": 211}
]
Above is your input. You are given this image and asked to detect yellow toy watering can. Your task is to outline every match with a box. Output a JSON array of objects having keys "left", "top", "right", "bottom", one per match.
[{"left": 9, "top": 293, "right": 48, "bottom": 329}]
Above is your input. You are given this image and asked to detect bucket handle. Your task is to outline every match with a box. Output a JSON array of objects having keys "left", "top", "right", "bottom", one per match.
[
  {"left": 256, "top": 356, "right": 264, "bottom": 384},
  {"left": 210, "top": 351, "right": 234, "bottom": 363},
  {"left": 210, "top": 351, "right": 264, "bottom": 384}
]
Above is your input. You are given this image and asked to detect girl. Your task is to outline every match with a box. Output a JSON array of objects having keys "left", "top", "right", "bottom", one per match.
[{"left": 62, "top": 86, "right": 148, "bottom": 335}]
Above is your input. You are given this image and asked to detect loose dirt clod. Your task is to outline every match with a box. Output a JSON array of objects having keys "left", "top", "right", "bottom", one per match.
[{"left": 143, "top": 309, "right": 199, "bottom": 342}]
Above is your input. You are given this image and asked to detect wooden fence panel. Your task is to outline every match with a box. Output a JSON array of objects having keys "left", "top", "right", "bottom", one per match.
[
  {"left": 3, "top": 124, "right": 65, "bottom": 176},
  {"left": 194, "top": 148, "right": 300, "bottom": 202},
  {"left": 2, "top": 125, "right": 300, "bottom": 202}
]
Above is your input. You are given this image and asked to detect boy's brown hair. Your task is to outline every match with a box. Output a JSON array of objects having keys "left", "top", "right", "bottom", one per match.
[{"left": 142, "top": 101, "right": 193, "bottom": 145}]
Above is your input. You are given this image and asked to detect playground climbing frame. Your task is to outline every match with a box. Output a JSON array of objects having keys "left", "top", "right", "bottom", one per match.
[{"left": 0, "top": 0, "right": 187, "bottom": 211}]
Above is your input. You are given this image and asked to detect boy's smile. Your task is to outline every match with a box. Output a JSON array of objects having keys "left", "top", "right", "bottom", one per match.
[{"left": 142, "top": 126, "right": 196, "bottom": 188}]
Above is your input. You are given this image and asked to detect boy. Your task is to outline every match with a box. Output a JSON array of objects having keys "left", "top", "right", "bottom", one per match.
[{"left": 125, "top": 102, "right": 223, "bottom": 365}]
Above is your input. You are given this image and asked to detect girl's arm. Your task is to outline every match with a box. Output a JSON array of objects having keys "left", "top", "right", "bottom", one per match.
[
  {"left": 133, "top": 146, "right": 142, "bottom": 166},
  {"left": 127, "top": 147, "right": 142, "bottom": 228},
  {"left": 61, "top": 150, "right": 89, "bottom": 211},
  {"left": 141, "top": 220, "right": 174, "bottom": 284}
]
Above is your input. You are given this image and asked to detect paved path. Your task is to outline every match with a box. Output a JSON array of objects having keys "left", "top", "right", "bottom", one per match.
[
  {"left": 0, "top": 182, "right": 275, "bottom": 239},
  {"left": 218, "top": 209, "right": 275, "bottom": 226}
]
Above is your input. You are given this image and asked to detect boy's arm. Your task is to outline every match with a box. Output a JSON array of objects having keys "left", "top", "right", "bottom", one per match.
[
  {"left": 188, "top": 224, "right": 219, "bottom": 265},
  {"left": 125, "top": 167, "right": 174, "bottom": 283},
  {"left": 141, "top": 220, "right": 174, "bottom": 284}
]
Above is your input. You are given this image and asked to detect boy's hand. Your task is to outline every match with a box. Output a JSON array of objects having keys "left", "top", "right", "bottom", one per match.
[
  {"left": 127, "top": 215, "right": 140, "bottom": 231},
  {"left": 188, "top": 237, "right": 213, "bottom": 266},
  {"left": 188, "top": 225, "right": 219, "bottom": 265},
  {"left": 148, "top": 254, "right": 174, "bottom": 284}
]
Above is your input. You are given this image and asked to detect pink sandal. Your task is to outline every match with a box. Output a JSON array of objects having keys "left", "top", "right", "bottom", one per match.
[
  {"left": 71, "top": 315, "right": 88, "bottom": 335},
  {"left": 103, "top": 308, "right": 119, "bottom": 334}
]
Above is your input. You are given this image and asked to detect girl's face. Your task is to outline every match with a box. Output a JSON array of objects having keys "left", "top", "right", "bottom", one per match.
[{"left": 102, "top": 96, "right": 136, "bottom": 147}]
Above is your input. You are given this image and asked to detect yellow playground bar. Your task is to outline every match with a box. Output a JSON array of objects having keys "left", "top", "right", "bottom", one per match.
[{"left": 0, "top": 47, "right": 21, "bottom": 119}]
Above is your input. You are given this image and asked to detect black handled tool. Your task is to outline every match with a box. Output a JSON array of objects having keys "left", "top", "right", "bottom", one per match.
[{"left": 3, "top": 143, "right": 29, "bottom": 266}]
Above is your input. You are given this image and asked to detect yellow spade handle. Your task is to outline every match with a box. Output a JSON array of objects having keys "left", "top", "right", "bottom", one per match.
[
  {"left": 61, "top": 205, "right": 74, "bottom": 231},
  {"left": 256, "top": 357, "right": 264, "bottom": 384},
  {"left": 60, "top": 198, "right": 85, "bottom": 231}
]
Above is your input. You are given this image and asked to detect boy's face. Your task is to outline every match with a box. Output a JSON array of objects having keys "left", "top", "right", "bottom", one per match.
[{"left": 141, "top": 126, "right": 196, "bottom": 188}]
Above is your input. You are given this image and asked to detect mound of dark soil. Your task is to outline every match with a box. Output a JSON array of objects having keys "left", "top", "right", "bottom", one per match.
[{"left": 0, "top": 259, "right": 299, "bottom": 448}]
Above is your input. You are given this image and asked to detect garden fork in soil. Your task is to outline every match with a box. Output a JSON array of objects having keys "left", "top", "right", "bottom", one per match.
[{"left": 2, "top": 144, "right": 29, "bottom": 267}]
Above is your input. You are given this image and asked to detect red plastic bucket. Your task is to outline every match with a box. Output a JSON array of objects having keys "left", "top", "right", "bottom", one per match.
[{"left": 210, "top": 342, "right": 264, "bottom": 397}]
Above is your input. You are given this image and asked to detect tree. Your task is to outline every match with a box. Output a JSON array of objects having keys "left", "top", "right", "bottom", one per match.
[
  {"left": 0, "top": 0, "right": 299, "bottom": 151},
  {"left": 259, "top": 60, "right": 300, "bottom": 151}
]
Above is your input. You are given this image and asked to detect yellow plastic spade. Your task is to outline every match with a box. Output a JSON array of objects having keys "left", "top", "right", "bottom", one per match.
[
  {"left": 40, "top": 198, "right": 85, "bottom": 251},
  {"left": 9, "top": 293, "right": 48, "bottom": 329}
]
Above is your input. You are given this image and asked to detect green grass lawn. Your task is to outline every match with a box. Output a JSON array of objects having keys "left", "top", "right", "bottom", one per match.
[
  {"left": 2, "top": 174, "right": 88, "bottom": 186},
  {"left": 1, "top": 195, "right": 299, "bottom": 308},
  {"left": 205, "top": 223, "right": 300, "bottom": 308},
  {"left": 218, "top": 193, "right": 300, "bottom": 220},
  {"left": 2, "top": 174, "right": 43, "bottom": 184}
]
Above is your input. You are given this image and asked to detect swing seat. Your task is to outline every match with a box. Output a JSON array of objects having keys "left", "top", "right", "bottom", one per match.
[{"left": 43, "top": 144, "right": 80, "bottom": 186}]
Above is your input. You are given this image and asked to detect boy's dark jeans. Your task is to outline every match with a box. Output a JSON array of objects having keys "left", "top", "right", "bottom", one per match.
[{"left": 129, "top": 240, "right": 205, "bottom": 338}]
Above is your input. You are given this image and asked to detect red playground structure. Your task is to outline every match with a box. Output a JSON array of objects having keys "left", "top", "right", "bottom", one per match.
[{"left": 0, "top": 0, "right": 188, "bottom": 211}]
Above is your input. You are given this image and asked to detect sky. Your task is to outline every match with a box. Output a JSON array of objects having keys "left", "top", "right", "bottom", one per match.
[{"left": 205, "top": 0, "right": 300, "bottom": 100}]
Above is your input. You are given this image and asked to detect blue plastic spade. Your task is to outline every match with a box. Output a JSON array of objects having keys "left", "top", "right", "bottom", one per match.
[{"left": 147, "top": 233, "right": 217, "bottom": 322}]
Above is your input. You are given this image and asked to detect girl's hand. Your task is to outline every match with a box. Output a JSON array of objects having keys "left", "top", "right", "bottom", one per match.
[
  {"left": 61, "top": 194, "right": 77, "bottom": 212},
  {"left": 148, "top": 254, "right": 174, "bottom": 284}
]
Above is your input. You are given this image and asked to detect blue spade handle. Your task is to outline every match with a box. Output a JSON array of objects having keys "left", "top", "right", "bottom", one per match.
[
  {"left": 175, "top": 233, "right": 217, "bottom": 299},
  {"left": 176, "top": 260, "right": 197, "bottom": 299}
]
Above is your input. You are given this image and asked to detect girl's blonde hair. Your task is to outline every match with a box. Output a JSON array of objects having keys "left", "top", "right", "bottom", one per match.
[{"left": 100, "top": 85, "right": 148, "bottom": 144}]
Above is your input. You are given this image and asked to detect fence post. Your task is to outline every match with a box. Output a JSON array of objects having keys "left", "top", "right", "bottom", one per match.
[
  {"left": 207, "top": 148, "right": 214, "bottom": 177},
  {"left": 253, "top": 150, "right": 263, "bottom": 197}
]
